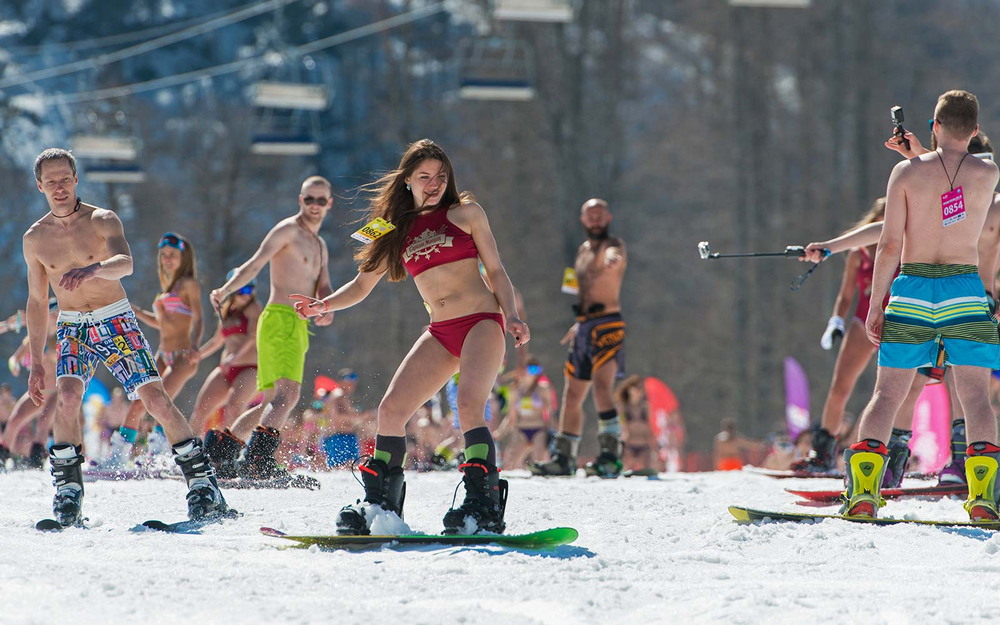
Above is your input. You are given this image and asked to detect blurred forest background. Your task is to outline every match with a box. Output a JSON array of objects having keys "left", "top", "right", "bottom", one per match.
[{"left": 1, "top": 0, "right": 998, "bottom": 458}]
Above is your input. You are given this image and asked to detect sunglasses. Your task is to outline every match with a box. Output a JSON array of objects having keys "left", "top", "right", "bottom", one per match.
[
  {"left": 302, "top": 196, "right": 330, "bottom": 206},
  {"left": 340, "top": 373, "right": 359, "bottom": 382},
  {"left": 235, "top": 285, "right": 254, "bottom": 295},
  {"left": 928, "top": 118, "right": 935, "bottom": 132},
  {"left": 527, "top": 364, "right": 542, "bottom": 375},
  {"left": 158, "top": 232, "right": 186, "bottom": 251}
]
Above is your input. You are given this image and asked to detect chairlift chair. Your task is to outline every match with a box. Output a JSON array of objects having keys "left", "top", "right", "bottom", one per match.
[
  {"left": 728, "top": 0, "right": 810, "bottom": 7},
  {"left": 250, "top": 81, "right": 328, "bottom": 156},
  {"left": 458, "top": 38, "right": 537, "bottom": 102},
  {"left": 86, "top": 163, "right": 146, "bottom": 184},
  {"left": 493, "top": 0, "right": 573, "bottom": 23},
  {"left": 71, "top": 135, "right": 139, "bottom": 160}
]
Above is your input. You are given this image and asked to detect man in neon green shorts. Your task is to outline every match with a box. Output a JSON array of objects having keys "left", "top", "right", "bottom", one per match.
[{"left": 208, "top": 176, "right": 335, "bottom": 480}]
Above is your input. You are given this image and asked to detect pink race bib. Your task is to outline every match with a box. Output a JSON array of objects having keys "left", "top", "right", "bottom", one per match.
[{"left": 942, "top": 186, "right": 966, "bottom": 226}]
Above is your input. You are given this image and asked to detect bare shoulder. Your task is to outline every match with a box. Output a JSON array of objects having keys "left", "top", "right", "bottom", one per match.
[
  {"left": 450, "top": 201, "right": 486, "bottom": 220},
  {"left": 607, "top": 235, "right": 626, "bottom": 249},
  {"left": 22, "top": 217, "right": 48, "bottom": 244},
  {"left": 90, "top": 207, "right": 125, "bottom": 232},
  {"left": 448, "top": 202, "right": 487, "bottom": 231},
  {"left": 263, "top": 216, "right": 301, "bottom": 244},
  {"left": 970, "top": 154, "right": 1000, "bottom": 178},
  {"left": 273, "top": 216, "right": 300, "bottom": 233},
  {"left": 890, "top": 156, "right": 919, "bottom": 179},
  {"left": 177, "top": 275, "right": 202, "bottom": 293}
]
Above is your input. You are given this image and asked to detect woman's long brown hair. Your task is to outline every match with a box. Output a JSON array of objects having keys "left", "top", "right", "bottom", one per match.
[
  {"left": 354, "top": 139, "right": 473, "bottom": 282},
  {"left": 844, "top": 197, "right": 886, "bottom": 235}
]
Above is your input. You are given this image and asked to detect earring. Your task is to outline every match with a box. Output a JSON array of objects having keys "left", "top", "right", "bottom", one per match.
[{"left": 406, "top": 184, "right": 411, "bottom": 191}]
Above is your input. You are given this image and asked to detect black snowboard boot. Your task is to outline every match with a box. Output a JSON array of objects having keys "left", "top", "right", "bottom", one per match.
[
  {"left": 882, "top": 428, "right": 912, "bottom": 489},
  {"left": 584, "top": 432, "right": 624, "bottom": 478},
  {"left": 791, "top": 427, "right": 838, "bottom": 473},
  {"left": 237, "top": 427, "right": 289, "bottom": 480},
  {"left": 528, "top": 434, "right": 578, "bottom": 476},
  {"left": 337, "top": 458, "right": 406, "bottom": 535},
  {"left": 173, "top": 438, "right": 233, "bottom": 521},
  {"left": 49, "top": 444, "right": 85, "bottom": 527},
  {"left": 205, "top": 428, "right": 244, "bottom": 479},
  {"left": 443, "top": 460, "right": 508, "bottom": 535},
  {"left": 29, "top": 442, "right": 47, "bottom": 469},
  {"left": 0, "top": 443, "right": 10, "bottom": 471}
]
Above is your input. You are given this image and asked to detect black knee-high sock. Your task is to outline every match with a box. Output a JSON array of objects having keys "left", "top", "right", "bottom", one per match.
[
  {"left": 463, "top": 426, "right": 496, "bottom": 465},
  {"left": 374, "top": 435, "right": 407, "bottom": 469}
]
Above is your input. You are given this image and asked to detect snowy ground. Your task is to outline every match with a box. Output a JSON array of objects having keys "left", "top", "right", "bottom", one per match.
[{"left": 2, "top": 467, "right": 999, "bottom": 625}]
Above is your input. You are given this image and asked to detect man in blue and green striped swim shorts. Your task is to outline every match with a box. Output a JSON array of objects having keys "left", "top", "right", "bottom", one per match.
[
  {"left": 880, "top": 264, "right": 1000, "bottom": 369},
  {"left": 842, "top": 90, "right": 1000, "bottom": 524}
]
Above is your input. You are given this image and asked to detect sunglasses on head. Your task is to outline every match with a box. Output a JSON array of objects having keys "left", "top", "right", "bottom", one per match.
[
  {"left": 158, "top": 233, "right": 185, "bottom": 251},
  {"left": 302, "top": 196, "right": 330, "bottom": 206}
]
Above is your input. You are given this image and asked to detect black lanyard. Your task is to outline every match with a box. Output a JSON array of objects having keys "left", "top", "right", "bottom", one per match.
[{"left": 938, "top": 149, "right": 970, "bottom": 191}]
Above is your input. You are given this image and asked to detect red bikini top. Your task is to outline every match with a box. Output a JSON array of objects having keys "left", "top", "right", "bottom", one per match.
[
  {"left": 221, "top": 312, "right": 249, "bottom": 338},
  {"left": 401, "top": 208, "right": 479, "bottom": 277}
]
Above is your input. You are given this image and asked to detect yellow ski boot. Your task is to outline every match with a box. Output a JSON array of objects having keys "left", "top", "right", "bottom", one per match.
[
  {"left": 839, "top": 439, "right": 888, "bottom": 518},
  {"left": 963, "top": 442, "right": 1000, "bottom": 522}
]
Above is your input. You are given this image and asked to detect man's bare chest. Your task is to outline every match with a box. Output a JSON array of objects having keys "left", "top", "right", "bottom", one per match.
[
  {"left": 576, "top": 247, "right": 605, "bottom": 277},
  {"left": 36, "top": 230, "right": 103, "bottom": 271}
]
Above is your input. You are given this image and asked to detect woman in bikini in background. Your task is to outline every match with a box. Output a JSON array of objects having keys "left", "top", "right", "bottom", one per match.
[
  {"left": 793, "top": 201, "right": 887, "bottom": 474},
  {"left": 497, "top": 358, "right": 552, "bottom": 470},
  {"left": 292, "top": 139, "right": 529, "bottom": 535},
  {"left": 616, "top": 375, "right": 661, "bottom": 474},
  {"left": 108, "top": 232, "right": 203, "bottom": 465},
  {"left": 191, "top": 271, "right": 261, "bottom": 440}
]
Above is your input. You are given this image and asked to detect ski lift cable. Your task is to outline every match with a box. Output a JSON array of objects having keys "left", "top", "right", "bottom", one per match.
[
  {"left": 0, "top": 0, "right": 299, "bottom": 91},
  {"left": 3, "top": 4, "right": 246, "bottom": 56},
  {"left": 40, "top": 2, "right": 448, "bottom": 105}
]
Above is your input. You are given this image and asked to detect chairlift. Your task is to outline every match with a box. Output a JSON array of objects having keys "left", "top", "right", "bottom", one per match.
[
  {"left": 729, "top": 0, "right": 810, "bottom": 7},
  {"left": 86, "top": 163, "right": 146, "bottom": 184},
  {"left": 458, "top": 38, "right": 537, "bottom": 102},
  {"left": 493, "top": 0, "right": 573, "bottom": 23},
  {"left": 251, "top": 81, "right": 328, "bottom": 110},
  {"left": 249, "top": 80, "right": 328, "bottom": 156},
  {"left": 70, "top": 107, "right": 145, "bottom": 184},
  {"left": 71, "top": 135, "right": 138, "bottom": 160}
]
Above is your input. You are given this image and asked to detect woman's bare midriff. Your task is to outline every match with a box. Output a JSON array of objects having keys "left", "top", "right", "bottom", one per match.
[{"left": 413, "top": 257, "right": 501, "bottom": 323}]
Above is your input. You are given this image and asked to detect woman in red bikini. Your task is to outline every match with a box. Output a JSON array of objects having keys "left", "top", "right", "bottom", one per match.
[
  {"left": 108, "top": 232, "right": 203, "bottom": 465},
  {"left": 292, "top": 139, "right": 529, "bottom": 535},
  {"left": 190, "top": 272, "right": 262, "bottom": 437},
  {"left": 793, "top": 200, "right": 888, "bottom": 473}
]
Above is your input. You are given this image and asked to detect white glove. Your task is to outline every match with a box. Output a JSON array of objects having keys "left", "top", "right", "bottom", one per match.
[{"left": 820, "top": 316, "right": 845, "bottom": 350}]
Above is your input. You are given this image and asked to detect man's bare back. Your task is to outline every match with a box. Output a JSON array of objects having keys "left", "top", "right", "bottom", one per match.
[{"left": 895, "top": 150, "right": 999, "bottom": 265}]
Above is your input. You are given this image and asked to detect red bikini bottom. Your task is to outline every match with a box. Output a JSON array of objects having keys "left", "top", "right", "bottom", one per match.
[{"left": 428, "top": 312, "right": 505, "bottom": 358}]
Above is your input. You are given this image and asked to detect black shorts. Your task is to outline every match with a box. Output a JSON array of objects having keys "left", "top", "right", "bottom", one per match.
[{"left": 565, "top": 312, "right": 625, "bottom": 381}]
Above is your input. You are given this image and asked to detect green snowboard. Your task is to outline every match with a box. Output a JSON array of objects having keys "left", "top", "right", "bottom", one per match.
[
  {"left": 729, "top": 505, "right": 1000, "bottom": 530},
  {"left": 260, "top": 526, "right": 578, "bottom": 550}
]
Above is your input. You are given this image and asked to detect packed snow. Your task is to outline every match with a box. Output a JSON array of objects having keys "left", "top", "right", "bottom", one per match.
[{"left": 2, "top": 466, "right": 999, "bottom": 625}]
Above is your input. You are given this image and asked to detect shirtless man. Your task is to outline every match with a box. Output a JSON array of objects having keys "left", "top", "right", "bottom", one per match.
[
  {"left": 206, "top": 176, "right": 334, "bottom": 480},
  {"left": 804, "top": 132, "right": 1000, "bottom": 487},
  {"left": 531, "top": 198, "right": 627, "bottom": 477},
  {"left": 838, "top": 91, "right": 1000, "bottom": 521},
  {"left": 23, "top": 148, "right": 230, "bottom": 526}
]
